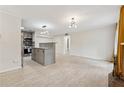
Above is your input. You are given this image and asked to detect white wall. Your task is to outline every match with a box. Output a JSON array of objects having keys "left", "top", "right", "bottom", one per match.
[
  {"left": 0, "top": 11, "right": 21, "bottom": 73},
  {"left": 53, "top": 35, "right": 64, "bottom": 54},
  {"left": 34, "top": 31, "right": 54, "bottom": 48},
  {"left": 54, "top": 25, "right": 116, "bottom": 61}
]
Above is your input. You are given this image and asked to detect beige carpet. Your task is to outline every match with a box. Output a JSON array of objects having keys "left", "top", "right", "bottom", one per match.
[{"left": 0, "top": 55, "right": 113, "bottom": 87}]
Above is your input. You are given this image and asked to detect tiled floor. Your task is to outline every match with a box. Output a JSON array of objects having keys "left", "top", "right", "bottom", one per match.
[{"left": 0, "top": 55, "right": 113, "bottom": 87}]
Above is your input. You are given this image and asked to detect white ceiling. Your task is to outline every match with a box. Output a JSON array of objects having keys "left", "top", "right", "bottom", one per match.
[{"left": 0, "top": 5, "right": 120, "bottom": 35}]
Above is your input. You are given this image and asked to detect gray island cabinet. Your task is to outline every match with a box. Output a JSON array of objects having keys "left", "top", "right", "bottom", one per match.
[{"left": 32, "top": 42, "right": 56, "bottom": 66}]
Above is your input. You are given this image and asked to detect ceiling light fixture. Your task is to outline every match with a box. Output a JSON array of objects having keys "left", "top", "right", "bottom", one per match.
[
  {"left": 68, "top": 17, "right": 77, "bottom": 29},
  {"left": 40, "top": 25, "right": 49, "bottom": 36}
]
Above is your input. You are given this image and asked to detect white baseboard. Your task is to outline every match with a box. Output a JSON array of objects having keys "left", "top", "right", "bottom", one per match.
[
  {"left": 70, "top": 54, "right": 113, "bottom": 62},
  {"left": 0, "top": 66, "right": 22, "bottom": 73}
]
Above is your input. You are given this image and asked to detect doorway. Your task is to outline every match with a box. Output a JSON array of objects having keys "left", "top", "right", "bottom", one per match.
[
  {"left": 64, "top": 33, "right": 71, "bottom": 54},
  {"left": 21, "top": 31, "right": 35, "bottom": 67}
]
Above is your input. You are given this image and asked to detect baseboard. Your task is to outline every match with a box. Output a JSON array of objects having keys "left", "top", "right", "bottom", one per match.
[
  {"left": 70, "top": 54, "right": 113, "bottom": 62},
  {"left": 0, "top": 66, "right": 22, "bottom": 73}
]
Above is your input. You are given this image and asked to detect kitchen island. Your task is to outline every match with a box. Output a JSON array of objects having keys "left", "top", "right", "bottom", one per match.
[{"left": 32, "top": 42, "right": 55, "bottom": 66}]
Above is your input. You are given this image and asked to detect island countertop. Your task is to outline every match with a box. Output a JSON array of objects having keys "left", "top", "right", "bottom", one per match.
[{"left": 32, "top": 47, "right": 48, "bottom": 50}]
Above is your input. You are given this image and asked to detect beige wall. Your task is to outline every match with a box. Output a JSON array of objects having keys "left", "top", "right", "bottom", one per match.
[
  {"left": 54, "top": 25, "right": 116, "bottom": 61},
  {"left": 0, "top": 11, "right": 21, "bottom": 73}
]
